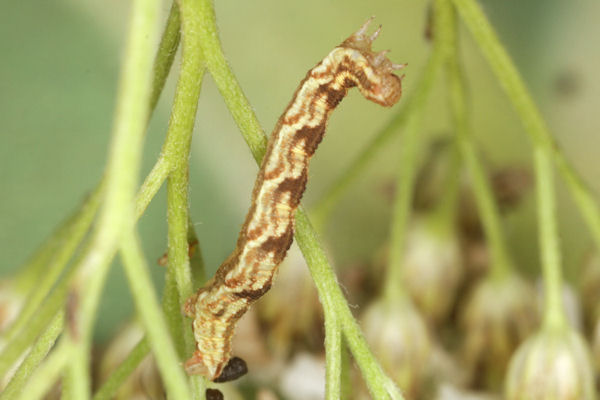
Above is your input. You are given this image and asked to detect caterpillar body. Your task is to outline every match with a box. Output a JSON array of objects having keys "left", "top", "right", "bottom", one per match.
[{"left": 184, "top": 19, "right": 405, "bottom": 380}]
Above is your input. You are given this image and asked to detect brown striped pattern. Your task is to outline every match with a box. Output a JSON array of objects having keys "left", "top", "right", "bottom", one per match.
[{"left": 183, "top": 19, "right": 405, "bottom": 380}]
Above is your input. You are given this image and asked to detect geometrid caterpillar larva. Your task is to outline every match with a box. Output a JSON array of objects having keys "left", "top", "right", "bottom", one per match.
[{"left": 184, "top": 19, "right": 405, "bottom": 381}]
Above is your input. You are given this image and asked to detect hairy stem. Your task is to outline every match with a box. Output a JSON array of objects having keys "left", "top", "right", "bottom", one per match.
[
  {"left": 0, "top": 312, "right": 63, "bottom": 400},
  {"left": 148, "top": 3, "right": 181, "bottom": 112},
  {"left": 196, "top": 0, "right": 267, "bottom": 161},
  {"left": 15, "top": 340, "right": 69, "bottom": 400},
  {"left": 120, "top": 232, "right": 193, "bottom": 399},
  {"left": 324, "top": 310, "right": 342, "bottom": 400},
  {"left": 294, "top": 212, "right": 404, "bottom": 399},
  {"left": 0, "top": 254, "right": 76, "bottom": 379},
  {"left": 159, "top": 0, "right": 209, "bottom": 396}
]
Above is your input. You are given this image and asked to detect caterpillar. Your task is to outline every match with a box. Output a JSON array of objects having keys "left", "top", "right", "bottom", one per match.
[{"left": 184, "top": 18, "right": 405, "bottom": 380}]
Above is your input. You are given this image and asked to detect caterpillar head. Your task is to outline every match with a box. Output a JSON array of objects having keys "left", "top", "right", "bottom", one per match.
[{"left": 340, "top": 18, "right": 405, "bottom": 107}]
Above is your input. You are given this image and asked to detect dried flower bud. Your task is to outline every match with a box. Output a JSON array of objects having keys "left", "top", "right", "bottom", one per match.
[
  {"left": 505, "top": 328, "right": 596, "bottom": 400},
  {"left": 361, "top": 298, "right": 431, "bottom": 398},
  {"left": 401, "top": 217, "right": 463, "bottom": 326},
  {"left": 460, "top": 274, "right": 537, "bottom": 390}
]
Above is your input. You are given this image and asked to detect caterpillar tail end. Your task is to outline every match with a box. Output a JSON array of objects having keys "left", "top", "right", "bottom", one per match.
[{"left": 184, "top": 351, "right": 217, "bottom": 380}]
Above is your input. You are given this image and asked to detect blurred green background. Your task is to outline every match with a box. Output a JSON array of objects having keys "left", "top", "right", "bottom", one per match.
[{"left": 1, "top": 0, "right": 598, "bottom": 341}]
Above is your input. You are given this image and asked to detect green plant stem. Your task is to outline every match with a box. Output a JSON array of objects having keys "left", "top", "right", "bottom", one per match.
[
  {"left": 134, "top": 156, "right": 171, "bottom": 218},
  {"left": 190, "top": 3, "right": 404, "bottom": 395},
  {"left": 423, "top": 136, "right": 461, "bottom": 236},
  {"left": 311, "top": 47, "right": 445, "bottom": 231},
  {"left": 157, "top": 2, "right": 208, "bottom": 397},
  {"left": 166, "top": 167, "right": 195, "bottom": 308},
  {"left": 187, "top": 216, "right": 206, "bottom": 288},
  {"left": 149, "top": 3, "right": 181, "bottom": 113},
  {"left": 2, "top": 0, "right": 179, "bottom": 373},
  {"left": 10, "top": 0, "right": 180, "bottom": 302},
  {"left": 452, "top": 0, "right": 600, "bottom": 251},
  {"left": 196, "top": 0, "right": 267, "bottom": 162},
  {"left": 94, "top": 229, "right": 206, "bottom": 400},
  {"left": 424, "top": 150, "right": 460, "bottom": 238},
  {"left": 0, "top": 259, "right": 74, "bottom": 379},
  {"left": 62, "top": 362, "right": 74, "bottom": 400},
  {"left": 162, "top": 0, "right": 206, "bottom": 305},
  {"left": 340, "top": 339, "right": 352, "bottom": 400},
  {"left": 66, "top": 0, "right": 162, "bottom": 397},
  {"left": 92, "top": 339, "right": 149, "bottom": 400},
  {"left": 89, "top": 1, "right": 209, "bottom": 393},
  {"left": 417, "top": 1, "right": 461, "bottom": 239},
  {"left": 3, "top": 0, "right": 179, "bottom": 351},
  {"left": 2, "top": 155, "right": 195, "bottom": 397},
  {"left": 383, "top": 0, "right": 450, "bottom": 301},
  {"left": 11, "top": 227, "right": 63, "bottom": 294},
  {"left": 2, "top": 183, "right": 103, "bottom": 350},
  {"left": 2, "top": 5, "right": 181, "bottom": 397},
  {"left": 384, "top": 112, "right": 422, "bottom": 300},
  {"left": 16, "top": 340, "right": 69, "bottom": 400},
  {"left": 162, "top": 260, "right": 186, "bottom": 357},
  {"left": 119, "top": 232, "right": 193, "bottom": 399},
  {"left": 0, "top": 148, "right": 179, "bottom": 383},
  {"left": 534, "top": 148, "right": 567, "bottom": 331},
  {"left": 10, "top": 201, "right": 88, "bottom": 296},
  {"left": 446, "top": 0, "right": 512, "bottom": 281},
  {"left": 324, "top": 309, "right": 341, "bottom": 400},
  {"left": 0, "top": 312, "right": 63, "bottom": 400},
  {"left": 294, "top": 213, "right": 404, "bottom": 399},
  {"left": 94, "top": 229, "right": 207, "bottom": 400}
]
